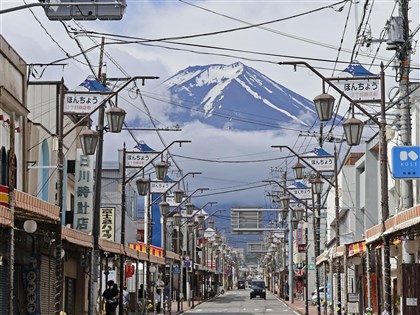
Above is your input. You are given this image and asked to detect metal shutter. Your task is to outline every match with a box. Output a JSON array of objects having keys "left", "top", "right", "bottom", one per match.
[
  {"left": 0, "top": 263, "right": 8, "bottom": 314},
  {"left": 40, "top": 255, "right": 56, "bottom": 315}
]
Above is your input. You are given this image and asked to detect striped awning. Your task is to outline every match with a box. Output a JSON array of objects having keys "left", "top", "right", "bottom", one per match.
[
  {"left": 348, "top": 241, "right": 366, "bottom": 257},
  {"left": 0, "top": 206, "right": 12, "bottom": 227}
]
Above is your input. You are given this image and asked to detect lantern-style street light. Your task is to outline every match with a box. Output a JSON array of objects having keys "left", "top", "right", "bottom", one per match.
[
  {"left": 263, "top": 179, "right": 311, "bottom": 315},
  {"left": 56, "top": 75, "right": 158, "bottom": 315},
  {"left": 277, "top": 60, "right": 388, "bottom": 315}
]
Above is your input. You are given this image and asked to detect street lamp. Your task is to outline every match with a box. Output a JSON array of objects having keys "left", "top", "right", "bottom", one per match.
[
  {"left": 279, "top": 61, "right": 392, "bottom": 314},
  {"left": 168, "top": 189, "right": 209, "bottom": 312},
  {"left": 79, "top": 77, "right": 156, "bottom": 315},
  {"left": 279, "top": 60, "right": 388, "bottom": 314},
  {"left": 272, "top": 144, "right": 340, "bottom": 315},
  {"left": 124, "top": 140, "right": 191, "bottom": 315},
  {"left": 264, "top": 179, "right": 312, "bottom": 314},
  {"left": 54, "top": 74, "right": 159, "bottom": 315},
  {"left": 134, "top": 170, "right": 200, "bottom": 315},
  {"left": 313, "top": 93, "right": 335, "bottom": 122}
]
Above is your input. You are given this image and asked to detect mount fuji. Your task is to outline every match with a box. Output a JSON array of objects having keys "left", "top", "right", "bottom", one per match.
[{"left": 160, "top": 62, "right": 331, "bottom": 131}]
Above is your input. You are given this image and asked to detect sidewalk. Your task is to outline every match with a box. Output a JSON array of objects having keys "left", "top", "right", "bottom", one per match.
[
  {"left": 280, "top": 296, "right": 319, "bottom": 315},
  {"left": 170, "top": 298, "right": 205, "bottom": 314}
]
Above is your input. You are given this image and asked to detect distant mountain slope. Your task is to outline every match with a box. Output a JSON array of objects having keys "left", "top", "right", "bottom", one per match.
[{"left": 159, "top": 62, "right": 327, "bottom": 131}]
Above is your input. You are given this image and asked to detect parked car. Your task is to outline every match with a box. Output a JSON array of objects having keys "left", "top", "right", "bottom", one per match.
[
  {"left": 238, "top": 280, "right": 246, "bottom": 289},
  {"left": 250, "top": 279, "right": 266, "bottom": 299},
  {"left": 311, "top": 287, "right": 326, "bottom": 306}
]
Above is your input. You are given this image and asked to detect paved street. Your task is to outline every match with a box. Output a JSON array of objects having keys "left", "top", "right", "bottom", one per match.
[{"left": 183, "top": 290, "right": 299, "bottom": 315}]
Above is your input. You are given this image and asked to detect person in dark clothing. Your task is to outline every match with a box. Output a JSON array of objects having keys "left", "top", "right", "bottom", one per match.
[
  {"left": 138, "top": 284, "right": 145, "bottom": 301},
  {"left": 102, "top": 280, "right": 119, "bottom": 315}
]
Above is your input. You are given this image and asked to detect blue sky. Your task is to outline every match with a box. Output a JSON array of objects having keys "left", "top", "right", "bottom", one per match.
[{"left": 1, "top": 0, "right": 419, "bottom": 242}]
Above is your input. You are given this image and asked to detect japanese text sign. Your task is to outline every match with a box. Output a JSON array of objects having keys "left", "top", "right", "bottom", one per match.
[
  {"left": 74, "top": 149, "right": 94, "bottom": 233},
  {"left": 331, "top": 78, "right": 380, "bottom": 101},
  {"left": 64, "top": 92, "right": 110, "bottom": 114},
  {"left": 100, "top": 207, "right": 115, "bottom": 241}
]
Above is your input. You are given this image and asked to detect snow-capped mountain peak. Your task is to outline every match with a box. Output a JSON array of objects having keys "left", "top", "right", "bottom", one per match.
[{"left": 159, "top": 62, "right": 328, "bottom": 131}]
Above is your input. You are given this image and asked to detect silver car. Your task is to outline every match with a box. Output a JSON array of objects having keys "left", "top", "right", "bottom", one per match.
[{"left": 311, "top": 287, "right": 326, "bottom": 306}]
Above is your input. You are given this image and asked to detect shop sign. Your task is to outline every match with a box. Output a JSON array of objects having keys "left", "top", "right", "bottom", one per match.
[
  {"left": 74, "top": 149, "right": 94, "bottom": 233},
  {"left": 100, "top": 207, "right": 115, "bottom": 241},
  {"left": 23, "top": 254, "right": 41, "bottom": 315}
]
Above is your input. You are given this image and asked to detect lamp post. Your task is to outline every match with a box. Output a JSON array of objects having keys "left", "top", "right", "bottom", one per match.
[
  {"left": 279, "top": 60, "right": 388, "bottom": 314},
  {"left": 170, "top": 189, "right": 209, "bottom": 311},
  {"left": 156, "top": 173, "right": 203, "bottom": 315},
  {"left": 270, "top": 145, "right": 337, "bottom": 315},
  {"left": 188, "top": 202, "right": 218, "bottom": 308},
  {"left": 264, "top": 179, "right": 312, "bottom": 315},
  {"left": 55, "top": 74, "right": 158, "bottom": 315},
  {"left": 120, "top": 141, "right": 191, "bottom": 315}
]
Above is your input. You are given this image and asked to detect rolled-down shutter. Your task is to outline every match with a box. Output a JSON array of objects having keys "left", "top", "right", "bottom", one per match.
[
  {"left": 40, "top": 255, "right": 56, "bottom": 315},
  {"left": 0, "top": 264, "right": 8, "bottom": 314}
]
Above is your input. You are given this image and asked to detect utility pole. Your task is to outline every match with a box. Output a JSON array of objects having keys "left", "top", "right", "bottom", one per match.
[
  {"left": 9, "top": 113, "right": 16, "bottom": 315},
  {"left": 89, "top": 37, "right": 106, "bottom": 315},
  {"left": 398, "top": 0, "right": 413, "bottom": 211}
]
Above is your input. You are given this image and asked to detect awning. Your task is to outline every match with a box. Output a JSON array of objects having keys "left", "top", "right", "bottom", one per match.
[
  {"left": 125, "top": 245, "right": 148, "bottom": 261},
  {"left": 382, "top": 205, "right": 420, "bottom": 236},
  {"left": 332, "top": 245, "right": 345, "bottom": 258},
  {"left": 62, "top": 226, "right": 93, "bottom": 248},
  {"left": 0, "top": 206, "right": 12, "bottom": 227},
  {"left": 100, "top": 239, "right": 124, "bottom": 255},
  {"left": 165, "top": 251, "right": 181, "bottom": 261},
  {"left": 316, "top": 250, "right": 330, "bottom": 265},
  {"left": 365, "top": 223, "right": 383, "bottom": 245},
  {"left": 347, "top": 241, "right": 366, "bottom": 257},
  {"left": 365, "top": 205, "right": 420, "bottom": 244},
  {"left": 15, "top": 190, "right": 60, "bottom": 221}
]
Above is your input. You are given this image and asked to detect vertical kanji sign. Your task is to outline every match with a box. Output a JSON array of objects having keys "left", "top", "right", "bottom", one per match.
[
  {"left": 100, "top": 207, "right": 115, "bottom": 241},
  {"left": 74, "top": 149, "right": 94, "bottom": 233}
]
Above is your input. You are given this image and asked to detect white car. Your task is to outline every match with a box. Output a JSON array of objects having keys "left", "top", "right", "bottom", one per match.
[{"left": 311, "top": 287, "right": 326, "bottom": 306}]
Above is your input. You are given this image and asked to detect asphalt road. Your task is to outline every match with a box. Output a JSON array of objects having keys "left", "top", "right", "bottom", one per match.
[{"left": 184, "top": 290, "right": 298, "bottom": 315}]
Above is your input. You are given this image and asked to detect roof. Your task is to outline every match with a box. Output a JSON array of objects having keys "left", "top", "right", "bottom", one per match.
[
  {"left": 342, "top": 63, "right": 375, "bottom": 77},
  {"left": 77, "top": 76, "right": 110, "bottom": 91}
]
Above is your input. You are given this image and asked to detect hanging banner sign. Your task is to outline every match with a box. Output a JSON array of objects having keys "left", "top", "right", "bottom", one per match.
[
  {"left": 301, "top": 156, "right": 335, "bottom": 172},
  {"left": 150, "top": 181, "right": 174, "bottom": 193},
  {"left": 100, "top": 207, "right": 115, "bottom": 241},
  {"left": 289, "top": 187, "right": 312, "bottom": 200},
  {"left": 125, "top": 152, "right": 159, "bottom": 168},
  {"left": 63, "top": 92, "right": 110, "bottom": 114},
  {"left": 330, "top": 78, "right": 381, "bottom": 101}
]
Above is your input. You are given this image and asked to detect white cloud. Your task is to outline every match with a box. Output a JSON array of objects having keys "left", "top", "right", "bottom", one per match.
[{"left": 2, "top": 0, "right": 419, "bottom": 222}]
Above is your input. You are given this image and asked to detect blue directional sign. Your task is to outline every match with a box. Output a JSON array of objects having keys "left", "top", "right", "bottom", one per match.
[{"left": 392, "top": 146, "right": 420, "bottom": 179}]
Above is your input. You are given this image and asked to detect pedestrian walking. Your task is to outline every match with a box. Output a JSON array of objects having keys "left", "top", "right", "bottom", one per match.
[
  {"left": 122, "top": 286, "right": 130, "bottom": 315},
  {"left": 102, "top": 280, "right": 119, "bottom": 315}
]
